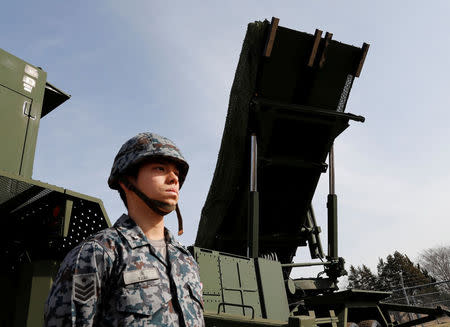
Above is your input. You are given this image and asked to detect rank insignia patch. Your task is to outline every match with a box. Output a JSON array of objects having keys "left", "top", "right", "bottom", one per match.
[{"left": 73, "top": 273, "right": 97, "bottom": 303}]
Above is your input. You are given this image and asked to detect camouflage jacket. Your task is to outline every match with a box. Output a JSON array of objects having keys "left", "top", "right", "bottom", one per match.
[{"left": 44, "top": 214, "right": 204, "bottom": 327}]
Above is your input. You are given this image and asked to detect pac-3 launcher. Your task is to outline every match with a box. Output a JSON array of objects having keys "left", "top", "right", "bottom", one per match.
[
  {"left": 192, "top": 18, "right": 450, "bottom": 327},
  {"left": 1, "top": 18, "right": 448, "bottom": 327}
]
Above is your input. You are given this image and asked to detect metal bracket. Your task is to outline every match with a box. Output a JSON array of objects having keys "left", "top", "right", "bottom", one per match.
[
  {"left": 22, "top": 101, "right": 36, "bottom": 120},
  {"left": 217, "top": 302, "right": 255, "bottom": 319}
]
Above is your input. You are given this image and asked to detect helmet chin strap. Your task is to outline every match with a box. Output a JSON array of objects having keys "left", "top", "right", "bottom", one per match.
[{"left": 120, "top": 177, "right": 184, "bottom": 235}]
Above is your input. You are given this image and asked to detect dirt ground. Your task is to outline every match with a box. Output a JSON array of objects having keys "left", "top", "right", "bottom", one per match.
[{"left": 424, "top": 316, "right": 450, "bottom": 327}]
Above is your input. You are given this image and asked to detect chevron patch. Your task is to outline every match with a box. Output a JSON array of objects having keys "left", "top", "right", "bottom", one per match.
[{"left": 73, "top": 273, "right": 97, "bottom": 303}]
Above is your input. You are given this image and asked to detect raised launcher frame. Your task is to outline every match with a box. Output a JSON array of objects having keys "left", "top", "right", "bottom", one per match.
[
  {"left": 0, "top": 48, "right": 110, "bottom": 327},
  {"left": 194, "top": 18, "right": 450, "bottom": 327}
]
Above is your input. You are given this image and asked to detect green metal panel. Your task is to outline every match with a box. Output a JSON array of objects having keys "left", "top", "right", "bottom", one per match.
[
  {"left": 20, "top": 95, "right": 43, "bottom": 177},
  {"left": 4, "top": 261, "right": 59, "bottom": 327},
  {"left": 256, "top": 258, "right": 289, "bottom": 321},
  {"left": 223, "top": 289, "right": 244, "bottom": 316},
  {"left": 13, "top": 263, "right": 33, "bottom": 327},
  {"left": 220, "top": 256, "right": 242, "bottom": 289},
  {"left": 194, "top": 247, "right": 263, "bottom": 319},
  {"left": 195, "top": 249, "right": 223, "bottom": 312},
  {"left": 0, "top": 49, "right": 46, "bottom": 98},
  {"left": 239, "top": 260, "right": 261, "bottom": 318},
  {"left": 25, "top": 261, "right": 59, "bottom": 327},
  {"left": 0, "top": 86, "right": 31, "bottom": 175},
  {"left": 220, "top": 255, "right": 245, "bottom": 316},
  {"left": 0, "top": 48, "right": 47, "bottom": 178},
  {"left": 219, "top": 254, "right": 262, "bottom": 318}
]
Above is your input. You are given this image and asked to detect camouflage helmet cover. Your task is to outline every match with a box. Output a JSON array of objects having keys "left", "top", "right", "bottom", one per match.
[{"left": 108, "top": 132, "right": 189, "bottom": 190}]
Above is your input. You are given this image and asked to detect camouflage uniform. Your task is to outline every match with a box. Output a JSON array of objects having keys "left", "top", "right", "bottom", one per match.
[{"left": 44, "top": 214, "right": 204, "bottom": 327}]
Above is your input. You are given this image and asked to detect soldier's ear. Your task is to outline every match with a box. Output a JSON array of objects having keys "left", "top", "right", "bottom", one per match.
[{"left": 118, "top": 174, "right": 137, "bottom": 192}]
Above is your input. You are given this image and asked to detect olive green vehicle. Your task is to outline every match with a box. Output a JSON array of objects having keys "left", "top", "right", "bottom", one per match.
[
  {"left": 0, "top": 48, "right": 110, "bottom": 326},
  {"left": 1, "top": 18, "right": 448, "bottom": 327}
]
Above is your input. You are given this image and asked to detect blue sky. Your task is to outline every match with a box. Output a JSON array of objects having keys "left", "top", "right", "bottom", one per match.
[{"left": 3, "top": 1, "right": 450, "bottom": 279}]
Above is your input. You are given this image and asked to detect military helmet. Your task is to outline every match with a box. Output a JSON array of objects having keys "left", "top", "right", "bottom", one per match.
[{"left": 108, "top": 132, "right": 189, "bottom": 190}]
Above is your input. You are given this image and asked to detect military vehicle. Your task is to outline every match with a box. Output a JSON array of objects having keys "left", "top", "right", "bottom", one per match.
[
  {"left": 0, "top": 48, "right": 110, "bottom": 326},
  {"left": 1, "top": 18, "right": 448, "bottom": 327},
  {"left": 191, "top": 18, "right": 450, "bottom": 327}
]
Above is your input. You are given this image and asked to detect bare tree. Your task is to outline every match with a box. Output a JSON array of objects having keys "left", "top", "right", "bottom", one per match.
[{"left": 418, "top": 245, "right": 450, "bottom": 292}]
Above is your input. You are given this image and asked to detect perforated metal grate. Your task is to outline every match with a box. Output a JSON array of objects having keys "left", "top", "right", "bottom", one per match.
[
  {"left": 62, "top": 198, "right": 108, "bottom": 250},
  {"left": 10, "top": 188, "right": 52, "bottom": 213},
  {"left": 0, "top": 175, "right": 33, "bottom": 205},
  {"left": 337, "top": 74, "right": 354, "bottom": 112},
  {"left": 0, "top": 173, "right": 109, "bottom": 273}
]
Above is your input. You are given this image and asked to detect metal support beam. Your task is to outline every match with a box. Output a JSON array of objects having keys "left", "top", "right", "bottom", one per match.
[
  {"left": 248, "top": 134, "right": 259, "bottom": 258},
  {"left": 327, "top": 145, "right": 338, "bottom": 259},
  {"left": 281, "top": 261, "right": 331, "bottom": 268},
  {"left": 252, "top": 97, "right": 365, "bottom": 123},
  {"left": 63, "top": 199, "right": 73, "bottom": 237}
]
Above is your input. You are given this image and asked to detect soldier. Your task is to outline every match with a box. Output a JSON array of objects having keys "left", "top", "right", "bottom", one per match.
[{"left": 44, "top": 132, "right": 205, "bottom": 326}]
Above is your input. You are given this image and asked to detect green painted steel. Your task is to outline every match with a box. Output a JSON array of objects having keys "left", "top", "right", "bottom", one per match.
[
  {"left": 327, "top": 194, "right": 338, "bottom": 259},
  {"left": 25, "top": 261, "right": 60, "bottom": 327},
  {"left": 0, "top": 48, "right": 69, "bottom": 179},
  {"left": 193, "top": 18, "right": 448, "bottom": 327},
  {"left": 0, "top": 48, "right": 109, "bottom": 326},
  {"left": 0, "top": 87, "right": 31, "bottom": 175},
  {"left": 0, "top": 48, "right": 47, "bottom": 178},
  {"left": 256, "top": 258, "right": 289, "bottom": 321},
  {"left": 195, "top": 20, "right": 366, "bottom": 269},
  {"left": 194, "top": 247, "right": 263, "bottom": 319},
  {"left": 248, "top": 191, "right": 259, "bottom": 258},
  {"left": 194, "top": 247, "right": 292, "bottom": 323},
  {"left": 10, "top": 261, "right": 59, "bottom": 327},
  {"left": 0, "top": 170, "right": 111, "bottom": 326}
]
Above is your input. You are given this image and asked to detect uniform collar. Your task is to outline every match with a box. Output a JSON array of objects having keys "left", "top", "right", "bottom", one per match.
[
  {"left": 114, "top": 214, "right": 150, "bottom": 248},
  {"left": 164, "top": 227, "right": 189, "bottom": 255},
  {"left": 114, "top": 214, "right": 189, "bottom": 255}
]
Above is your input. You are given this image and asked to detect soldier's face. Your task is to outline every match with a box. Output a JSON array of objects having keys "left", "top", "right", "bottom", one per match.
[{"left": 135, "top": 160, "right": 180, "bottom": 206}]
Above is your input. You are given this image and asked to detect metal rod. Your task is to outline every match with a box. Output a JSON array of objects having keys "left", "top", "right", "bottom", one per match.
[
  {"left": 329, "top": 145, "right": 335, "bottom": 195},
  {"left": 250, "top": 134, "right": 257, "bottom": 192},
  {"left": 281, "top": 261, "right": 332, "bottom": 268},
  {"left": 327, "top": 144, "right": 338, "bottom": 259},
  {"left": 390, "top": 279, "right": 450, "bottom": 292},
  {"left": 248, "top": 133, "right": 259, "bottom": 258},
  {"left": 251, "top": 97, "right": 365, "bottom": 122}
]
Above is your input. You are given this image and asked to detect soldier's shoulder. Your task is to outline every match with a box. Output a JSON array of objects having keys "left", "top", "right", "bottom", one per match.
[
  {"left": 86, "top": 225, "right": 124, "bottom": 253},
  {"left": 89, "top": 225, "right": 120, "bottom": 242}
]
